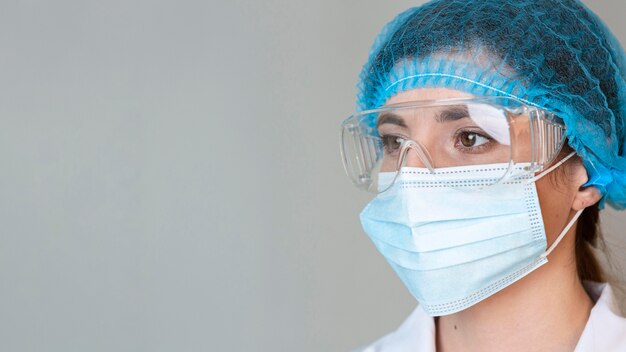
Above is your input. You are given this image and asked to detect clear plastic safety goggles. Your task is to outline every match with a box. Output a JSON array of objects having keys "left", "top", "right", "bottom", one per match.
[{"left": 340, "top": 97, "right": 567, "bottom": 193}]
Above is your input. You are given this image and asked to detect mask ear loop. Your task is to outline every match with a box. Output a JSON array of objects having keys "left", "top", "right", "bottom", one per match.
[
  {"left": 541, "top": 209, "right": 584, "bottom": 258},
  {"left": 522, "top": 151, "right": 583, "bottom": 258}
]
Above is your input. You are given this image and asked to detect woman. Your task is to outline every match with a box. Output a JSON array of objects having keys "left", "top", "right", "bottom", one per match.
[{"left": 340, "top": 0, "right": 626, "bottom": 350}]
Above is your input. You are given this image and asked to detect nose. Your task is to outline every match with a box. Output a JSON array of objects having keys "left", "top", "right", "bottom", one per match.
[{"left": 402, "top": 143, "right": 433, "bottom": 169}]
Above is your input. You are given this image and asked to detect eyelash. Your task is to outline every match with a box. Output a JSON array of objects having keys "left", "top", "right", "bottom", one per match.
[
  {"left": 453, "top": 129, "right": 494, "bottom": 153},
  {"left": 380, "top": 134, "right": 407, "bottom": 155},
  {"left": 380, "top": 130, "right": 494, "bottom": 154}
]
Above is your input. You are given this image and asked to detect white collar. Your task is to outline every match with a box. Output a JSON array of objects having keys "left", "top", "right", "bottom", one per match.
[
  {"left": 574, "top": 281, "right": 626, "bottom": 351},
  {"left": 357, "top": 282, "right": 626, "bottom": 352}
]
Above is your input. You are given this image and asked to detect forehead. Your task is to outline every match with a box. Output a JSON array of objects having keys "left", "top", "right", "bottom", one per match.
[{"left": 384, "top": 87, "right": 476, "bottom": 106}]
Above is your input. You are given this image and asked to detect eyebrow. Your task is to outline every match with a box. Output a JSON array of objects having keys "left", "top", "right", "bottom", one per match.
[
  {"left": 376, "top": 105, "right": 470, "bottom": 128},
  {"left": 376, "top": 112, "right": 408, "bottom": 128},
  {"left": 436, "top": 105, "right": 470, "bottom": 123}
]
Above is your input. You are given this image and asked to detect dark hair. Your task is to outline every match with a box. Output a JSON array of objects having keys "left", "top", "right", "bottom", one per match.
[{"left": 575, "top": 204, "right": 605, "bottom": 282}]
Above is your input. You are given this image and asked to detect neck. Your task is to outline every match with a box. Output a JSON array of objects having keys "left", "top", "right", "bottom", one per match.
[{"left": 435, "top": 227, "right": 593, "bottom": 352}]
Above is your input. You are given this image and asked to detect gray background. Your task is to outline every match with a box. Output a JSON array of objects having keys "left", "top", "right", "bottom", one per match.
[{"left": 1, "top": 1, "right": 626, "bottom": 351}]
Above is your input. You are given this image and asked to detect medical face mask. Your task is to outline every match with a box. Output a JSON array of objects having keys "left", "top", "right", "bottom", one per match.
[{"left": 359, "top": 153, "right": 582, "bottom": 316}]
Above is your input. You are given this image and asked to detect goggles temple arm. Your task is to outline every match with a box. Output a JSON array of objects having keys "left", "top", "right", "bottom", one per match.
[{"left": 525, "top": 151, "right": 577, "bottom": 184}]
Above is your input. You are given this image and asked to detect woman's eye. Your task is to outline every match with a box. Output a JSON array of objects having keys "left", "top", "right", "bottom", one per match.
[
  {"left": 381, "top": 135, "right": 405, "bottom": 154},
  {"left": 458, "top": 131, "right": 491, "bottom": 148}
]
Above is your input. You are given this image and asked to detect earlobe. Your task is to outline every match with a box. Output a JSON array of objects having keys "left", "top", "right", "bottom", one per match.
[{"left": 572, "top": 186, "right": 602, "bottom": 211}]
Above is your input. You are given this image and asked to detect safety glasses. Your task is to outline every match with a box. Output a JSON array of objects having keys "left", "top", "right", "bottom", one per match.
[{"left": 340, "top": 96, "right": 567, "bottom": 193}]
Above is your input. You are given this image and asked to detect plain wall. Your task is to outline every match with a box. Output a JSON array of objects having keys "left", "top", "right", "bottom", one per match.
[{"left": 1, "top": 1, "right": 626, "bottom": 351}]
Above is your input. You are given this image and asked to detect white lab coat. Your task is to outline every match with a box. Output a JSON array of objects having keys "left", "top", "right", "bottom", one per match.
[{"left": 356, "top": 282, "right": 626, "bottom": 351}]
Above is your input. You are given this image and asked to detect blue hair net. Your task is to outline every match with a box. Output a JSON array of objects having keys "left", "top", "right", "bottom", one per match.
[{"left": 356, "top": 0, "right": 626, "bottom": 209}]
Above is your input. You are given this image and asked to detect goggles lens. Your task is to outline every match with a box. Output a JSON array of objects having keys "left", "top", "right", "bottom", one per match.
[{"left": 340, "top": 97, "right": 566, "bottom": 193}]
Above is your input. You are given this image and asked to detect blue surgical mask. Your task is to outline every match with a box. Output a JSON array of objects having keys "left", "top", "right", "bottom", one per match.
[{"left": 359, "top": 155, "right": 582, "bottom": 316}]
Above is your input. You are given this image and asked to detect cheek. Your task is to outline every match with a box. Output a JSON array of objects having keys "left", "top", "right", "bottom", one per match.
[{"left": 534, "top": 175, "right": 576, "bottom": 243}]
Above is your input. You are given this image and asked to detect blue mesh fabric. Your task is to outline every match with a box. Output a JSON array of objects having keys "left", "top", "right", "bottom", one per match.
[{"left": 356, "top": 0, "right": 626, "bottom": 209}]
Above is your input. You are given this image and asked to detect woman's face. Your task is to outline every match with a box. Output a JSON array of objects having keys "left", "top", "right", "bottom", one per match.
[{"left": 384, "top": 87, "right": 589, "bottom": 252}]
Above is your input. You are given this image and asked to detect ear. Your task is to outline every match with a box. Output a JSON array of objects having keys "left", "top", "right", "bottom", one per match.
[
  {"left": 569, "top": 159, "right": 602, "bottom": 211},
  {"left": 572, "top": 185, "right": 602, "bottom": 211}
]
